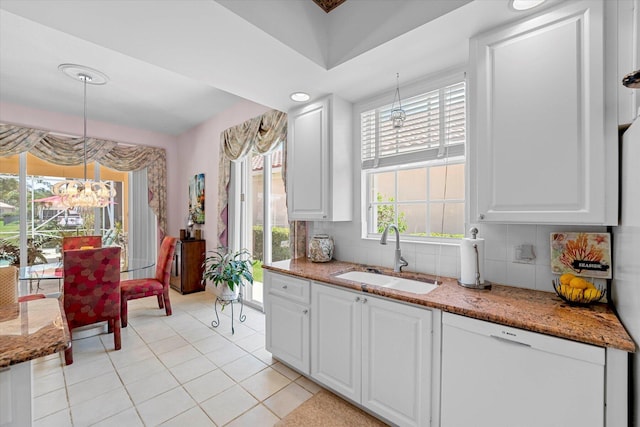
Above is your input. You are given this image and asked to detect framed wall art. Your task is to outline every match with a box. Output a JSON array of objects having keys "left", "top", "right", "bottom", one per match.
[{"left": 189, "top": 173, "right": 205, "bottom": 224}]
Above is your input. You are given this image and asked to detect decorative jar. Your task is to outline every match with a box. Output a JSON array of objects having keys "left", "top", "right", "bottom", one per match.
[{"left": 308, "top": 234, "right": 334, "bottom": 263}]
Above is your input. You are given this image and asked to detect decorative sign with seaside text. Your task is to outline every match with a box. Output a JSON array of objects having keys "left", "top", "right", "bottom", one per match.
[{"left": 550, "top": 232, "right": 612, "bottom": 279}]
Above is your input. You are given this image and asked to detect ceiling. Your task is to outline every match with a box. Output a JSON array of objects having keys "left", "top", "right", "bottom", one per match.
[{"left": 0, "top": 0, "right": 557, "bottom": 136}]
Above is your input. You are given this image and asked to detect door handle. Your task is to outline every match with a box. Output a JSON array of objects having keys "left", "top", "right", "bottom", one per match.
[{"left": 490, "top": 334, "right": 531, "bottom": 348}]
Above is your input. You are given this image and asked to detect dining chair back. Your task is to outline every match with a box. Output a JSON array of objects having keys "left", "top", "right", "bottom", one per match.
[
  {"left": 0, "top": 266, "right": 18, "bottom": 305},
  {"left": 62, "top": 235, "right": 103, "bottom": 251},
  {"left": 63, "top": 246, "right": 121, "bottom": 365},
  {"left": 120, "top": 236, "right": 177, "bottom": 327},
  {"left": 0, "top": 265, "right": 46, "bottom": 305}
]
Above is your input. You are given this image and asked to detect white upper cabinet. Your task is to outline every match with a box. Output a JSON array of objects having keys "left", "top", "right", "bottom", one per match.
[
  {"left": 469, "top": 0, "right": 618, "bottom": 225},
  {"left": 287, "top": 95, "right": 353, "bottom": 221}
]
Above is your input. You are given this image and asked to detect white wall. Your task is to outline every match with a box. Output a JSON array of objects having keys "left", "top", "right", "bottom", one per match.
[
  {"left": 0, "top": 101, "right": 182, "bottom": 234},
  {"left": 176, "top": 99, "right": 270, "bottom": 254}
]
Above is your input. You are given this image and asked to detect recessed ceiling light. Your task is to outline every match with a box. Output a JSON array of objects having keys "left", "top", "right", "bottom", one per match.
[
  {"left": 290, "top": 92, "right": 310, "bottom": 102},
  {"left": 509, "top": 0, "right": 546, "bottom": 11}
]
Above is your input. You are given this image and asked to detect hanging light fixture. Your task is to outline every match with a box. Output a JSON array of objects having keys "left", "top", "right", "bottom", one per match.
[
  {"left": 53, "top": 64, "right": 116, "bottom": 209},
  {"left": 390, "top": 73, "right": 406, "bottom": 129}
]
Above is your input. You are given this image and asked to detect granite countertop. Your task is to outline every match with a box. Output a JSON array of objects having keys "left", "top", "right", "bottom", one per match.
[
  {"left": 0, "top": 298, "right": 71, "bottom": 367},
  {"left": 264, "top": 258, "right": 636, "bottom": 353}
]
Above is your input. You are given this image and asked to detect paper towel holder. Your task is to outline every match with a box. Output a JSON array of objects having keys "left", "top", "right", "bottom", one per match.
[{"left": 458, "top": 227, "right": 492, "bottom": 290}]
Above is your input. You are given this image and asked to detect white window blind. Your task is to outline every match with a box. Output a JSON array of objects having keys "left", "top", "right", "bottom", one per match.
[{"left": 361, "top": 81, "right": 465, "bottom": 169}]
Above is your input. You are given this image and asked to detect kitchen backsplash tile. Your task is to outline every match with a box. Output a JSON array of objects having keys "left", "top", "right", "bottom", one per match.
[{"left": 308, "top": 222, "right": 607, "bottom": 292}]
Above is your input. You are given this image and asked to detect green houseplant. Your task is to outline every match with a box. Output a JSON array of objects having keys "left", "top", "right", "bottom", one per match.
[{"left": 202, "top": 247, "right": 254, "bottom": 301}]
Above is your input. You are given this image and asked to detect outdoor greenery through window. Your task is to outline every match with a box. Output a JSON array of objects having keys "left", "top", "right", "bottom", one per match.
[
  {"left": 362, "top": 78, "right": 466, "bottom": 240},
  {"left": 0, "top": 153, "right": 126, "bottom": 273}
]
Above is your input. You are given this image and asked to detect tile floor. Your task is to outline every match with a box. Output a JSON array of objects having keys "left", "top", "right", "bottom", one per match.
[{"left": 31, "top": 289, "right": 323, "bottom": 426}]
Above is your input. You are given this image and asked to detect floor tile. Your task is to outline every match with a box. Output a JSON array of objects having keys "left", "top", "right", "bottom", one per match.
[
  {"left": 221, "top": 354, "right": 268, "bottom": 382},
  {"left": 107, "top": 344, "right": 156, "bottom": 369},
  {"left": 190, "top": 333, "right": 230, "bottom": 354},
  {"left": 33, "top": 388, "right": 68, "bottom": 421},
  {"left": 147, "top": 334, "right": 189, "bottom": 355},
  {"left": 69, "top": 386, "right": 133, "bottom": 426},
  {"left": 200, "top": 384, "right": 259, "bottom": 426},
  {"left": 63, "top": 356, "right": 115, "bottom": 386},
  {"left": 91, "top": 407, "right": 144, "bottom": 427},
  {"left": 33, "top": 408, "right": 72, "bottom": 427},
  {"left": 205, "top": 341, "right": 248, "bottom": 367},
  {"left": 183, "top": 369, "right": 235, "bottom": 402},
  {"left": 33, "top": 370, "right": 65, "bottom": 397},
  {"left": 125, "top": 369, "right": 179, "bottom": 404},
  {"left": 67, "top": 371, "right": 123, "bottom": 406},
  {"left": 178, "top": 324, "right": 217, "bottom": 342},
  {"left": 159, "top": 406, "right": 215, "bottom": 426},
  {"left": 136, "top": 386, "right": 196, "bottom": 426},
  {"left": 270, "top": 362, "right": 302, "bottom": 381},
  {"left": 115, "top": 356, "right": 165, "bottom": 385},
  {"left": 157, "top": 344, "right": 202, "bottom": 368},
  {"left": 295, "top": 376, "right": 323, "bottom": 394},
  {"left": 169, "top": 355, "right": 217, "bottom": 384},
  {"left": 263, "top": 382, "right": 313, "bottom": 418},
  {"left": 251, "top": 348, "right": 277, "bottom": 366},
  {"left": 234, "top": 332, "right": 266, "bottom": 352},
  {"left": 240, "top": 367, "right": 291, "bottom": 401},
  {"left": 225, "top": 404, "right": 280, "bottom": 427}
]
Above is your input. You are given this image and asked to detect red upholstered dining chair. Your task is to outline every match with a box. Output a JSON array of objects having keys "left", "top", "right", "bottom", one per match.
[
  {"left": 62, "top": 235, "right": 102, "bottom": 251},
  {"left": 120, "top": 236, "right": 177, "bottom": 327},
  {"left": 63, "top": 246, "right": 121, "bottom": 365}
]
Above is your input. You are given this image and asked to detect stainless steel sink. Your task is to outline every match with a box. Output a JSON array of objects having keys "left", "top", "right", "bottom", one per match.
[{"left": 335, "top": 271, "right": 438, "bottom": 295}]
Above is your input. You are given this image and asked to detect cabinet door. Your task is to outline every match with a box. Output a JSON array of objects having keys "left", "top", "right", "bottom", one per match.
[
  {"left": 470, "top": 0, "right": 616, "bottom": 224},
  {"left": 311, "top": 283, "right": 361, "bottom": 402},
  {"left": 287, "top": 98, "right": 329, "bottom": 220},
  {"left": 265, "top": 295, "right": 310, "bottom": 374},
  {"left": 362, "top": 297, "right": 433, "bottom": 427}
]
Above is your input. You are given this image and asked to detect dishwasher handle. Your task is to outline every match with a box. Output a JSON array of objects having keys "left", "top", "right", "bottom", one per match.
[{"left": 490, "top": 334, "right": 532, "bottom": 348}]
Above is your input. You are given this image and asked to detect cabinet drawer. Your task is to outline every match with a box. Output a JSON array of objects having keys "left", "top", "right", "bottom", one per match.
[{"left": 268, "top": 273, "right": 310, "bottom": 304}]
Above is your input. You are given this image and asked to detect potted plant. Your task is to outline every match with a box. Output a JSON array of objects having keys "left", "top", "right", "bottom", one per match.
[{"left": 202, "top": 247, "right": 254, "bottom": 301}]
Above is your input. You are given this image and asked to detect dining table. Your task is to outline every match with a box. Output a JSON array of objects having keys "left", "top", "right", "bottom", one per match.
[{"left": 18, "top": 258, "right": 156, "bottom": 296}]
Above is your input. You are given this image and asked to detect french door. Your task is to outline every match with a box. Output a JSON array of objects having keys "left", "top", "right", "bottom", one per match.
[{"left": 236, "top": 143, "right": 289, "bottom": 309}]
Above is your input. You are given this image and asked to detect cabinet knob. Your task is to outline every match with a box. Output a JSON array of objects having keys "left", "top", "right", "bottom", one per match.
[
  {"left": 355, "top": 296, "right": 361, "bottom": 302},
  {"left": 303, "top": 309, "right": 308, "bottom": 314},
  {"left": 362, "top": 298, "right": 368, "bottom": 304},
  {"left": 479, "top": 214, "right": 485, "bottom": 220},
  {"left": 282, "top": 285, "right": 288, "bottom": 289}
]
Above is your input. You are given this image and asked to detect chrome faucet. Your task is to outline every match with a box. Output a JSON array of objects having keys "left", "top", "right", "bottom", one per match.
[{"left": 380, "top": 224, "right": 408, "bottom": 272}]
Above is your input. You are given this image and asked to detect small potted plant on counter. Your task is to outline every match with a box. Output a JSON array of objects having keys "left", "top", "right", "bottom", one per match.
[{"left": 202, "top": 247, "right": 254, "bottom": 301}]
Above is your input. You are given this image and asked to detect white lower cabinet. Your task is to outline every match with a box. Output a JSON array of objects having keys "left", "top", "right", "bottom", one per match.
[
  {"left": 311, "top": 282, "right": 437, "bottom": 427},
  {"left": 264, "top": 272, "right": 310, "bottom": 374}
]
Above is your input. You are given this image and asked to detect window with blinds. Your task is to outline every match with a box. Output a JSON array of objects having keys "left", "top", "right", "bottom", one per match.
[{"left": 361, "top": 81, "right": 465, "bottom": 169}]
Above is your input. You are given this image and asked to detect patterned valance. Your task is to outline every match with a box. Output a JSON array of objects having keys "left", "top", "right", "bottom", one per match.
[
  {"left": 217, "top": 110, "right": 288, "bottom": 247},
  {"left": 0, "top": 123, "right": 168, "bottom": 237}
]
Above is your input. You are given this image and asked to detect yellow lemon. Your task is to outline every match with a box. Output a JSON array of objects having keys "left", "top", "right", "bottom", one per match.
[
  {"left": 558, "top": 284, "right": 570, "bottom": 297},
  {"left": 569, "top": 277, "right": 589, "bottom": 289},
  {"left": 559, "top": 273, "right": 576, "bottom": 286},
  {"left": 586, "top": 281, "right": 596, "bottom": 290},
  {"left": 570, "top": 288, "right": 584, "bottom": 300},
  {"left": 584, "top": 288, "right": 602, "bottom": 300}
]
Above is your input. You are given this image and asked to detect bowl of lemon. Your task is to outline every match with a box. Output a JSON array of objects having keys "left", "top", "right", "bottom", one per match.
[{"left": 553, "top": 273, "right": 605, "bottom": 306}]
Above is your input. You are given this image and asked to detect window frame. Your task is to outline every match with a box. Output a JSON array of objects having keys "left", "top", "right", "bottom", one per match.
[{"left": 357, "top": 70, "right": 467, "bottom": 243}]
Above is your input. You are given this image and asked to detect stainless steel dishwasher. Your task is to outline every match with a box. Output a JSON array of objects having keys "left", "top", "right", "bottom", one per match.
[{"left": 440, "top": 312, "right": 605, "bottom": 427}]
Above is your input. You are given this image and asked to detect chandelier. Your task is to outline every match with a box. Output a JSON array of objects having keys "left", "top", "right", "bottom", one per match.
[
  {"left": 390, "top": 73, "right": 406, "bottom": 129},
  {"left": 53, "top": 64, "right": 116, "bottom": 209}
]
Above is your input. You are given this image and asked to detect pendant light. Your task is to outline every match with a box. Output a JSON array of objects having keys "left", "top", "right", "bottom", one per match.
[
  {"left": 390, "top": 73, "right": 406, "bottom": 129},
  {"left": 53, "top": 64, "right": 116, "bottom": 208}
]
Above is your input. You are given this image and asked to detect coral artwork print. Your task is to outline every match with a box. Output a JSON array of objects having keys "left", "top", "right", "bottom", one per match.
[{"left": 550, "top": 232, "right": 612, "bottom": 279}]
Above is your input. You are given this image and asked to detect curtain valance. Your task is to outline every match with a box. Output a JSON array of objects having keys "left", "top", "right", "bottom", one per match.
[
  {"left": 0, "top": 123, "right": 168, "bottom": 236},
  {"left": 217, "top": 109, "right": 288, "bottom": 247}
]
